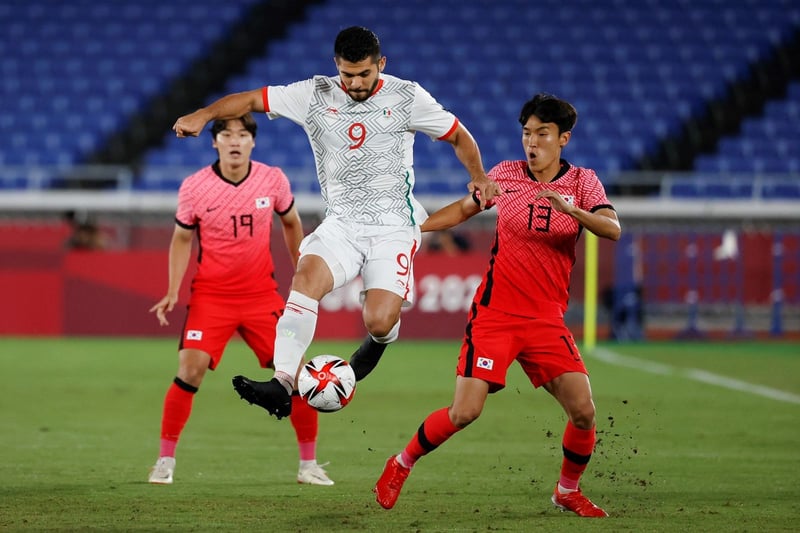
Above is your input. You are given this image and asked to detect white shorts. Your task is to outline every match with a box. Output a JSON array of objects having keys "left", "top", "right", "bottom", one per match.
[{"left": 299, "top": 217, "right": 421, "bottom": 305}]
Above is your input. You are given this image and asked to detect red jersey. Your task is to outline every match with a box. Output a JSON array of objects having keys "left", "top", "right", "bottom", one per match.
[
  {"left": 473, "top": 160, "right": 613, "bottom": 318},
  {"left": 176, "top": 161, "right": 295, "bottom": 297}
]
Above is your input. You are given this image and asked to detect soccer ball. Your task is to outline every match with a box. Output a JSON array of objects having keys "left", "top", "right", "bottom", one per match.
[{"left": 297, "top": 355, "right": 356, "bottom": 412}]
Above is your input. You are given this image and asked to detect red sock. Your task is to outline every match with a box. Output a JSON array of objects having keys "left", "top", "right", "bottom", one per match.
[
  {"left": 400, "top": 407, "right": 461, "bottom": 468},
  {"left": 559, "top": 421, "right": 595, "bottom": 490},
  {"left": 290, "top": 394, "right": 318, "bottom": 461},
  {"left": 159, "top": 378, "right": 197, "bottom": 457}
]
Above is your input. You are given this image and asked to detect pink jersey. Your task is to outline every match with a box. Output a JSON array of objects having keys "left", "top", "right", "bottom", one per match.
[
  {"left": 473, "top": 160, "right": 613, "bottom": 318},
  {"left": 176, "top": 161, "right": 295, "bottom": 297}
]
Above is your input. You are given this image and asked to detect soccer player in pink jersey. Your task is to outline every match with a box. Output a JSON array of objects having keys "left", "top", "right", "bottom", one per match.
[
  {"left": 147, "top": 114, "right": 335, "bottom": 486},
  {"left": 172, "top": 26, "right": 501, "bottom": 420},
  {"left": 374, "top": 94, "right": 621, "bottom": 517}
]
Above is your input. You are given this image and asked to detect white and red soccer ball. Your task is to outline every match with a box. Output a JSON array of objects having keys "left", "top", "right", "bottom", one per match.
[{"left": 297, "top": 355, "right": 356, "bottom": 412}]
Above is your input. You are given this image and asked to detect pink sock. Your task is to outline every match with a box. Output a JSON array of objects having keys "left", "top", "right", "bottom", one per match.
[
  {"left": 160, "top": 438, "right": 177, "bottom": 458},
  {"left": 559, "top": 421, "right": 596, "bottom": 490},
  {"left": 401, "top": 407, "right": 461, "bottom": 469},
  {"left": 290, "top": 394, "right": 319, "bottom": 461}
]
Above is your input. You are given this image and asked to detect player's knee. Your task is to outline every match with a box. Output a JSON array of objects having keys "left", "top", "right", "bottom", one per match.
[
  {"left": 449, "top": 404, "right": 482, "bottom": 428},
  {"left": 176, "top": 368, "right": 204, "bottom": 388},
  {"left": 569, "top": 402, "right": 596, "bottom": 429},
  {"left": 364, "top": 314, "right": 400, "bottom": 339}
]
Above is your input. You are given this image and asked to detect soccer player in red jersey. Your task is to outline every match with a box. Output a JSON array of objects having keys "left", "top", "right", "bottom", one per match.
[
  {"left": 172, "top": 26, "right": 500, "bottom": 420},
  {"left": 147, "top": 114, "right": 334, "bottom": 486},
  {"left": 374, "top": 94, "right": 621, "bottom": 517}
]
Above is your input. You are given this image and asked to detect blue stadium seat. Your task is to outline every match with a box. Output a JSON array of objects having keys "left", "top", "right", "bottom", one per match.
[
  {"left": 6, "top": 0, "right": 796, "bottom": 192},
  {"left": 0, "top": 0, "right": 260, "bottom": 188}
]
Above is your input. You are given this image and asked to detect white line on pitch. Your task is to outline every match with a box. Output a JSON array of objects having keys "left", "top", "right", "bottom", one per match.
[{"left": 590, "top": 347, "right": 800, "bottom": 405}]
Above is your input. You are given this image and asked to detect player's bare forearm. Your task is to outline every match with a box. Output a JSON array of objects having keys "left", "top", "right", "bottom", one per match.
[
  {"left": 173, "top": 89, "right": 264, "bottom": 137},
  {"left": 535, "top": 190, "right": 620, "bottom": 241},
  {"left": 166, "top": 227, "right": 194, "bottom": 297},
  {"left": 421, "top": 195, "right": 481, "bottom": 232},
  {"left": 280, "top": 207, "right": 304, "bottom": 269},
  {"left": 572, "top": 208, "right": 621, "bottom": 241},
  {"left": 446, "top": 125, "right": 500, "bottom": 208}
]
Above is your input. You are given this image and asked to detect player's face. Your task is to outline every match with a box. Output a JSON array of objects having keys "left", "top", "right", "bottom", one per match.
[
  {"left": 335, "top": 56, "right": 386, "bottom": 102},
  {"left": 522, "top": 115, "right": 570, "bottom": 179},
  {"left": 213, "top": 120, "right": 255, "bottom": 166}
]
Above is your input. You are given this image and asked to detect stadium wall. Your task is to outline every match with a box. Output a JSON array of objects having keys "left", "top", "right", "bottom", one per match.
[{"left": 0, "top": 191, "right": 797, "bottom": 340}]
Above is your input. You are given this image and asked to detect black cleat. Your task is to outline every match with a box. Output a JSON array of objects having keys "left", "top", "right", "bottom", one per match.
[{"left": 232, "top": 376, "right": 292, "bottom": 419}]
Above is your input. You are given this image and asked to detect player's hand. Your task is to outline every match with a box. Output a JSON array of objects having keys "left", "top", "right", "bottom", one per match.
[
  {"left": 149, "top": 295, "right": 177, "bottom": 326},
  {"left": 536, "top": 189, "right": 575, "bottom": 214},
  {"left": 468, "top": 175, "right": 502, "bottom": 210},
  {"left": 173, "top": 110, "right": 208, "bottom": 138}
]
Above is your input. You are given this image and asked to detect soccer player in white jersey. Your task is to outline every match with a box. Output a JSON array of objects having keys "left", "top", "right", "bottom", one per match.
[
  {"left": 148, "top": 114, "right": 335, "bottom": 486},
  {"left": 172, "top": 26, "right": 501, "bottom": 419}
]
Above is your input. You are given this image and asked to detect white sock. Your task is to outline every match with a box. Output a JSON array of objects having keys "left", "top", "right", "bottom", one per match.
[
  {"left": 274, "top": 291, "right": 319, "bottom": 385},
  {"left": 371, "top": 320, "right": 400, "bottom": 344}
]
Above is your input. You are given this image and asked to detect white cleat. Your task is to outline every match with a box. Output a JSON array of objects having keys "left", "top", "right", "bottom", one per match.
[
  {"left": 148, "top": 456, "right": 175, "bottom": 485},
  {"left": 297, "top": 462, "right": 334, "bottom": 486}
]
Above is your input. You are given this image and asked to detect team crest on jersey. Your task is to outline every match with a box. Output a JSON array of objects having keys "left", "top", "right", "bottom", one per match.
[
  {"left": 255, "top": 197, "right": 271, "bottom": 209},
  {"left": 562, "top": 195, "right": 575, "bottom": 205}
]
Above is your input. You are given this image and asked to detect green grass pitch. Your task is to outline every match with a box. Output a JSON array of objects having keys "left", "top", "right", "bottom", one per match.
[{"left": 1, "top": 337, "right": 798, "bottom": 532}]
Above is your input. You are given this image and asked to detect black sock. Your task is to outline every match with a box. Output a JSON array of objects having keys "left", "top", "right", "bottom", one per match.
[{"left": 349, "top": 335, "right": 388, "bottom": 381}]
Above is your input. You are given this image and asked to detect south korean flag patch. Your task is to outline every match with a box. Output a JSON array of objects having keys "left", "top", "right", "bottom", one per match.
[
  {"left": 255, "top": 197, "right": 270, "bottom": 209},
  {"left": 476, "top": 357, "right": 494, "bottom": 371}
]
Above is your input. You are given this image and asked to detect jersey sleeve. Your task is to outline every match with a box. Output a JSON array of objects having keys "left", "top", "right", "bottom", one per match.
[
  {"left": 273, "top": 168, "right": 295, "bottom": 215},
  {"left": 264, "top": 78, "right": 316, "bottom": 125},
  {"left": 409, "top": 83, "right": 459, "bottom": 141},
  {"left": 175, "top": 177, "right": 197, "bottom": 228},
  {"left": 579, "top": 169, "right": 613, "bottom": 212}
]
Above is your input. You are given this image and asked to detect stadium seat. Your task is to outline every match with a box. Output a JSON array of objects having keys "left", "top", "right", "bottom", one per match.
[{"left": 4, "top": 0, "right": 799, "bottom": 191}]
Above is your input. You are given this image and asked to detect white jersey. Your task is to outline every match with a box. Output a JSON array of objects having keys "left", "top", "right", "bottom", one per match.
[{"left": 263, "top": 74, "right": 458, "bottom": 226}]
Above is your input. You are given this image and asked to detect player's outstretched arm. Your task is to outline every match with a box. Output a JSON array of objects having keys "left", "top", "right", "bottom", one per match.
[
  {"left": 421, "top": 194, "right": 482, "bottom": 233},
  {"left": 443, "top": 123, "right": 501, "bottom": 208},
  {"left": 173, "top": 89, "right": 265, "bottom": 137}
]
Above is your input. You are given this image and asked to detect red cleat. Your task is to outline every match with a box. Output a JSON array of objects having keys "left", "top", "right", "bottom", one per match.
[
  {"left": 551, "top": 486, "right": 608, "bottom": 517},
  {"left": 373, "top": 456, "right": 410, "bottom": 509}
]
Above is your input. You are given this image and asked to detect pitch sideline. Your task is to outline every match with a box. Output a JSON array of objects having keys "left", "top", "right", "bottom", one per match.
[{"left": 590, "top": 347, "right": 800, "bottom": 405}]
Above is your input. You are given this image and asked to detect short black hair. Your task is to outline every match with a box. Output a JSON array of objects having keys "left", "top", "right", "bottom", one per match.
[
  {"left": 210, "top": 113, "right": 257, "bottom": 138},
  {"left": 334, "top": 26, "right": 381, "bottom": 63},
  {"left": 519, "top": 93, "right": 577, "bottom": 134}
]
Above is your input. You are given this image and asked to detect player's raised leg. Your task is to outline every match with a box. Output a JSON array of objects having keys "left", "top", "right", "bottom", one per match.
[{"left": 233, "top": 290, "right": 320, "bottom": 418}]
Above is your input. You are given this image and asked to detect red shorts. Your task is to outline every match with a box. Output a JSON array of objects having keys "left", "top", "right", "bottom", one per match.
[
  {"left": 180, "top": 292, "right": 284, "bottom": 370},
  {"left": 457, "top": 304, "right": 587, "bottom": 393}
]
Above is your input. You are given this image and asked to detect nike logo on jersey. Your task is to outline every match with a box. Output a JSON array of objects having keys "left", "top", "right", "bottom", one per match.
[{"left": 206, "top": 206, "right": 220, "bottom": 212}]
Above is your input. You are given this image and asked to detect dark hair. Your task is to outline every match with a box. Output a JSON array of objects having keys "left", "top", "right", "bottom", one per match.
[
  {"left": 519, "top": 93, "right": 577, "bottom": 134},
  {"left": 210, "top": 113, "right": 258, "bottom": 138},
  {"left": 334, "top": 26, "right": 381, "bottom": 63}
]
